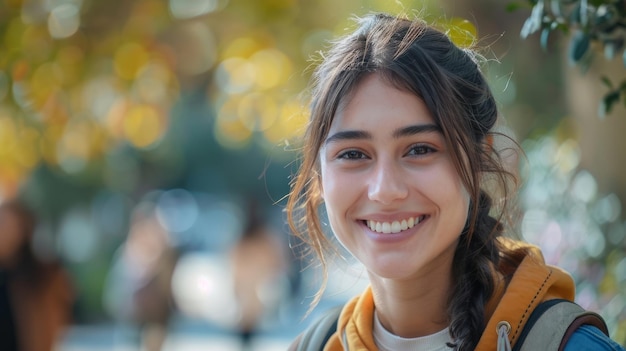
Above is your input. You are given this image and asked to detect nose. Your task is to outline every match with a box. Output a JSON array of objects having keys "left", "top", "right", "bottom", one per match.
[{"left": 367, "top": 159, "right": 409, "bottom": 205}]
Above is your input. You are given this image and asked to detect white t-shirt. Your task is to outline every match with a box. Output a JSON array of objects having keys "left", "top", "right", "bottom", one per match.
[{"left": 373, "top": 311, "right": 454, "bottom": 351}]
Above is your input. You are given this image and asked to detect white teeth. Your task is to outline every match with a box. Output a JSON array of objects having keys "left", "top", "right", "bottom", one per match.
[
  {"left": 391, "top": 221, "right": 401, "bottom": 233},
  {"left": 382, "top": 222, "right": 391, "bottom": 233},
  {"left": 366, "top": 216, "right": 424, "bottom": 234}
]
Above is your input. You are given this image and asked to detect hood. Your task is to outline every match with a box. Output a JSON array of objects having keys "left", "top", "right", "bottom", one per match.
[
  {"left": 475, "top": 239, "right": 575, "bottom": 350},
  {"left": 323, "top": 239, "right": 575, "bottom": 350}
]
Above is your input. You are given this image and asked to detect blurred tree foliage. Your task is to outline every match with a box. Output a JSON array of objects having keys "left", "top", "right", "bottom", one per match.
[
  {"left": 510, "top": 0, "right": 626, "bottom": 116},
  {"left": 0, "top": 0, "right": 454, "bottom": 220},
  {"left": 0, "top": 0, "right": 440, "bottom": 320}
]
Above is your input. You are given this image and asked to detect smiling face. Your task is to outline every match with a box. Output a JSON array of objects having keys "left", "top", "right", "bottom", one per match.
[{"left": 320, "top": 74, "right": 470, "bottom": 281}]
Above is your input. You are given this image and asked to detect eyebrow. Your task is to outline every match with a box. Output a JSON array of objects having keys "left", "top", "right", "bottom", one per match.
[
  {"left": 392, "top": 124, "right": 442, "bottom": 138},
  {"left": 324, "top": 123, "right": 442, "bottom": 145}
]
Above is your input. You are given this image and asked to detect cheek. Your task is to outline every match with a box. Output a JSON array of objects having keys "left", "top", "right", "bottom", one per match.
[
  {"left": 320, "top": 167, "right": 338, "bottom": 209},
  {"left": 319, "top": 159, "right": 337, "bottom": 200},
  {"left": 320, "top": 166, "right": 355, "bottom": 230},
  {"left": 453, "top": 181, "right": 471, "bottom": 230},
  {"left": 320, "top": 164, "right": 358, "bottom": 198},
  {"left": 422, "top": 164, "right": 470, "bottom": 217}
]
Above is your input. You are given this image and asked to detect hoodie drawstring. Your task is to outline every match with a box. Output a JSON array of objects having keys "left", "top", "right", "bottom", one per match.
[{"left": 497, "top": 321, "right": 512, "bottom": 351}]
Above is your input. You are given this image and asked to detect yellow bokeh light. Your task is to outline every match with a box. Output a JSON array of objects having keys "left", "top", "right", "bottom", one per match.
[
  {"left": 0, "top": 115, "right": 39, "bottom": 167},
  {"left": 135, "top": 62, "right": 175, "bottom": 103},
  {"left": 105, "top": 98, "right": 130, "bottom": 139},
  {"left": 215, "top": 118, "right": 253, "bottom": 149},
  {"left": 367, "top": 0, "right": 415, "bottom": 15},
  {"left": 30, "top": 62, "right": 64, "bottom": 108},
  {"left": 441, "top": 17, "right": 477, "bottom": 48},
  {"left": 216, "top": 96, "right": 253, "bottom": 148},
  {"left": 0, "top": 163, "right": 27, "bottom": 199},
  {"left": 249, "top": 48, "right": 293, "bottom": 90},
  {"left": 40, "top": 123, "right": 64, "bottom": 165},
  {"left": 15, "top": 126, "right": 40, "bottom": 168},
  {"left": 21, "top": 26, "right": 53, "bottom": 63},
  {"left": 237, "top": 92, "right": 278, "bottom": 132},
  {"left": 56, "top": 45, "right": 85, "bottom": 86},
  {"left": 0, "top": 116, "right": 18, "bottom": 159},
  {"left": 0, "top": 115, "right": 40, "bottom": 195},
  {"left": 4, "top": 18, "right": 24, "bottom": 51},
  {"left": 215, "top": 57, "right": 256, "bottom": 94},
  {"left": 222, "top": 36, "right": 265, "bottom": 59},
  {"left": 122, "top": 104, "right": 165, "bottom": 148},
  {"left": 60, "top": 120, "right": 96, "bottom": 159},
  {"left": 114, "top": 43, "right": 150, "bottom": 80},
  {"left": 263, "top": 100, "right": 308, "bottom": 144}
]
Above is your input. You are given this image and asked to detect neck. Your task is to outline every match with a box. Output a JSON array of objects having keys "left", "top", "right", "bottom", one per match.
[{"left": 368, "top": 258, "right": 454, "bottom": 338}]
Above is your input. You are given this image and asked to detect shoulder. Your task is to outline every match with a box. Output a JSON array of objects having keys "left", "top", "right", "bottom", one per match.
[
  {"left": 564, "top": 325, "right": 625, "bottom": 351},
  {"left": 289, "top": 306, "right": 343, "bottom": 351},
  {"left": 287, "top": 334, "right": 303, "bottom": 351}
]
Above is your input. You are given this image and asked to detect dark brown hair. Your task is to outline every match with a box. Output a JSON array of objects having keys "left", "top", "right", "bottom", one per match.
[{"left": 286, "top": 13, "right": 522, "bottom": 350}]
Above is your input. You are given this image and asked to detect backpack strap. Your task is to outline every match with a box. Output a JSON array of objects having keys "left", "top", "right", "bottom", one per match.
[
  {"left": 296, "top": 306, "right": 343, "bottom": 351},
  {"left": 513, "top": 299, "right": 609, "bottom": 351}
]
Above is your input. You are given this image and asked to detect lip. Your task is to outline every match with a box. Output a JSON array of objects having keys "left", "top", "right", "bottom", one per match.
[{"left": 359, "top": 215, "right": 429, "bottom": 243}]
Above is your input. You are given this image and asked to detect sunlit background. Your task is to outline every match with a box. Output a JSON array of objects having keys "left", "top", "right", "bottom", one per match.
[{"left": 0, "top": 0, "right": 625, "bottom": 349}]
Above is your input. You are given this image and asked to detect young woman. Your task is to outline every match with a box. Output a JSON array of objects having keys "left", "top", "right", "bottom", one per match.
[{"left": 286, "top": 13, "right": 624, "bottom": 351}]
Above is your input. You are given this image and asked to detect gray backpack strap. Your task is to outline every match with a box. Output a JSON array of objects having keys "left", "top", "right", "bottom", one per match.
[
  {"left": 296, "top": 306, "right": 343, "bottom": 351},
  {"left": 515, "top": 299, "right": 609, "bottom": 351}
]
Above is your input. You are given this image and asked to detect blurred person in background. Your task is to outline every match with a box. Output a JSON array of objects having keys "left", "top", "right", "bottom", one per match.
[
  {"left": 103, "top": 201, "right": 179, "bottom": 351},
  {"left": 230, "top": 198, "right": 289, "bottom": 350},
  {"left": 0, "top": 200, "right": 74, "bottom": 351}
]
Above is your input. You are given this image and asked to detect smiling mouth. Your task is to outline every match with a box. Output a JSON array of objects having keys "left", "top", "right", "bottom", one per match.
[{"left": 365, "top": 215, "right": 427, "bottom": 234}]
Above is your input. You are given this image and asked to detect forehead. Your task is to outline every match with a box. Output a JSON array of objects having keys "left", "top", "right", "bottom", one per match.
[{"left": 331, "top": 74, "right": 435, "bottom": 132}]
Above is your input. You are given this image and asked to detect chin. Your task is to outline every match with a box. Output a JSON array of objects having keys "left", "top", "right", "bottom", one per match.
[{"left": 366, "top": 258, "right": 421, "bottom": 280}]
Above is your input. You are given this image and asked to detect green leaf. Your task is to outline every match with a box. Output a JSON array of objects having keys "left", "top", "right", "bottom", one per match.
[
  {"left": 598, "top": 90, "right": 621, "bottom": 118},
  {"left": 569, "top": 2, "right": 581, "bottom": 25},
  {"left": 554, "top": 22, "right": 570, "bottom": 34},
  {"left": 604, "top": 41, "right": 615, "bottom": 60},
  {"left": 506, "top": 2, "right": 526, "bottom": 12},
  {"left": 601, "top": 76, "right": 613, "bottom": 89},
  {"left": 540, "top": 27, "right": 551, "bottom": 50},
  {"left": 549, "top": 0, "right": 562, "bottom": 18},
  {"left": 594, "top": 4, "right": 616, "bottom": 29},
  {"left": 580, "top": 0, "right": 589, "bottom": 27},
  {"left": 569, "top": 31, "right": 590, "bottom": 63},
  {"left": 520, "top": 1, "right": 544, "bottom": 38}
]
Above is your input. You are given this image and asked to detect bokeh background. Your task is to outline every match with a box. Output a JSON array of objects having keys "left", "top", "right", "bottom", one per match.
[{"left": 0, "top": 0, "right": 625, "bottom": 349}]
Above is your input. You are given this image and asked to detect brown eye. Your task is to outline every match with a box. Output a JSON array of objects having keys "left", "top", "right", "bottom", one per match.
[
  {"left": 407, "top": 144, "right": 435, "bottom": 156},
  {"left": 338, "top": 150, "right": 367, "bottom": 160}
]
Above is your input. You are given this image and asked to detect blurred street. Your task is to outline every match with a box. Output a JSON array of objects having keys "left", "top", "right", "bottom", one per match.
[
  {"left": 57, "top": 258, "right": 369, "bottom": 351},
  {"left": 56, "top": 299, "right": 358, "bottom": 351},
  {"left": 58, "top": 320, "right": 294, "bottom": 351}
]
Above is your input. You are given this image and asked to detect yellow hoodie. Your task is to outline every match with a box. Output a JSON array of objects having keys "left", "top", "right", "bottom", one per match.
[{"left": 321, "top": 241, "right": 575, "bottom": 350}]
